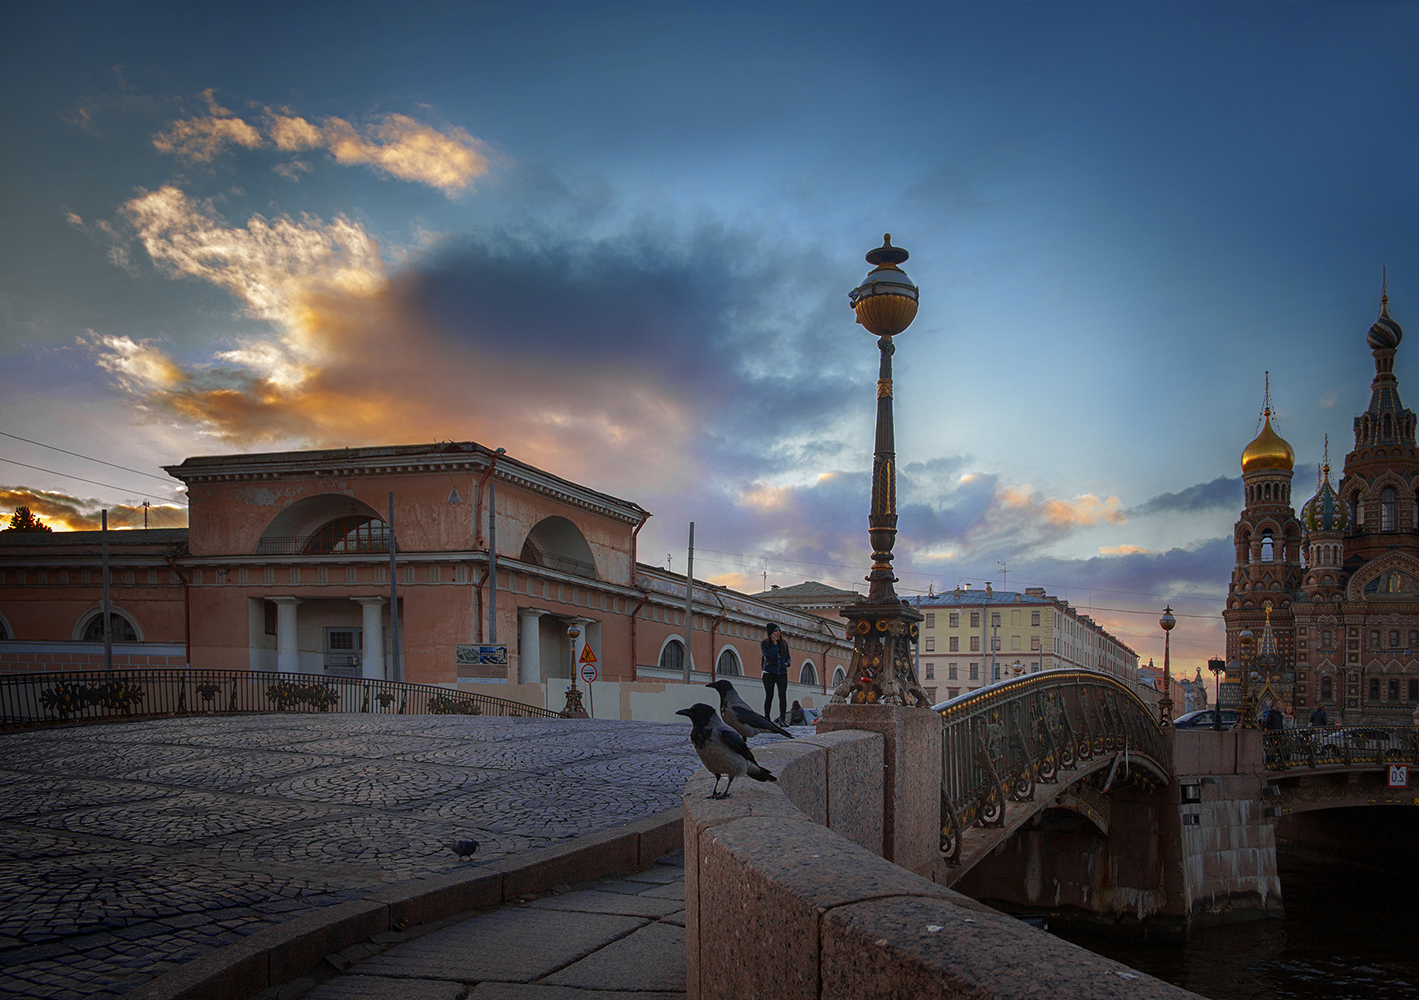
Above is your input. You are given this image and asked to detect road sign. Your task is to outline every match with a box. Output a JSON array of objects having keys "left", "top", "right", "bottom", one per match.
[
  {"left": 580, "top": 661, "right": 598, "bottom": 684},
  {"left": 1389, "top": 764, "right": 1409, "bottom": 788},
  {"left": 579, "top": 644, "right": 598, "bottom": 664}
]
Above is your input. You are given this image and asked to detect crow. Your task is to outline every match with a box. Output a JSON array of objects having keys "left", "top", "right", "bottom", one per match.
[
  {"left": 445, "top": 839, "right": 480, "bottom": 859},
  {"left": 705, "top": 679, "right": 794, "bottom": 740},
  {"left": 676, "top": 703, "right": 777, "bottom": 799}
]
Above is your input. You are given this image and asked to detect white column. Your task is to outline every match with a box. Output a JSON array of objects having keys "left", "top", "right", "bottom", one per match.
[
  {"left": 272, "top": 597, "right": 300, "bottom": 674},
  {"left": 356, "top": 597, "right": 387, "bottom": 680},
  {"left": 519, "top": 609, "right": 548, "bottom": 684}
]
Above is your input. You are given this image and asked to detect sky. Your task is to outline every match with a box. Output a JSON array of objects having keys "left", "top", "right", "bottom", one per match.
[{"left": 4, "top": 2, "right": 1419, "bottom": 677}]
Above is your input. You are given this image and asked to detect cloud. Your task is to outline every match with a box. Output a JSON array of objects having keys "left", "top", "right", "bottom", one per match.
[
  {"left": 1130, "top": 476, "right": 1240, "bottom": 516},
  {"left": 150, "top": 93, "right": 493, "bottom": 195},
  {"left": 1099, "top": 544, "right": 1152, "bottom": 555},
  {"left": 0, "top": 487, "right": 186, "bottom": 532}
]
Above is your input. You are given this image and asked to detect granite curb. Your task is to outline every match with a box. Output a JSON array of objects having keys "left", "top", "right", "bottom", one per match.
[{"left": 123, "top": 807, "right": 684, "bottom": 1000}]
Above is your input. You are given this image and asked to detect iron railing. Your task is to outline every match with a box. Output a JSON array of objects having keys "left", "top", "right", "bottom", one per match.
[
  {"left": 0, "top": 669, "right": 565, "bottom": 729},
  {"left": 937, "top": 670, "right": 1168, "bottom": 863},
  {"left": 1263, "top": 726, "right": 1419, "bottom": 772}
]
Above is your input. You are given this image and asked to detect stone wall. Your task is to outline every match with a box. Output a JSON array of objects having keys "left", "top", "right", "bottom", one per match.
[{"left": 682, "top": 722, "right": 1204, "bottom": 1000}]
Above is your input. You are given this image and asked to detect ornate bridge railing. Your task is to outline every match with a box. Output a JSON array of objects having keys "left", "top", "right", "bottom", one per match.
[
  {"left": 0, "top": 669, "right": 566, "bottom": 729},
  {"left": 937, "top": 670, "right": 1168, "bottom": 863},
  {"left": 1263, "top": 726, "right": 1419, "bottom": 772}
]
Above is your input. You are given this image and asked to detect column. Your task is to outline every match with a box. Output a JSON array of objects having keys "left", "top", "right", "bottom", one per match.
[
  {"left": 355, "top": 597, "right": 387, "bottom": 680},
  {"left": 272, "top": 597, "right": 301, "bottom": 674},
  {"left": 518, "top": 609, "right": 548, "bottom": 684}
]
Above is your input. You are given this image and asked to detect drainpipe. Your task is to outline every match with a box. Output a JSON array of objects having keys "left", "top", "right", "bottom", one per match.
[
  {"left": 474, "top": 448, "right": 504, "bottom": 647},
  {"left": 706, "top": 599, "right": 729, "bottom": 682},
  {"left": 628, "top": 516, "right": 650, "bottom": 680},
  {"left": 165, "top": 553, "right": 191, "bottom": 668}
]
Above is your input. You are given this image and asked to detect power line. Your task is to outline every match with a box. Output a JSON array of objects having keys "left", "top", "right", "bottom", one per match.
[
  {"left": 0, "top": 457, "right": 187, "bottom": 506},
  {"left": 0, "top": 430, "right": 178, "bottom": 484}
]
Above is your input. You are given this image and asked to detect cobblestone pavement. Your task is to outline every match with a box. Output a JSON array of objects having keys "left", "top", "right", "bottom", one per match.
[
  {"left": 257, "top": 851, "right": 688, "bottom": 1000},
  {"left": 0, "top": 714, "right": 704, "bottom": 999}
]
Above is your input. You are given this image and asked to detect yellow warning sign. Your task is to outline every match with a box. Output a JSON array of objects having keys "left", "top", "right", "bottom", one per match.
[{"left": 578, "top": 644, "right": 599, "bottom": 664}]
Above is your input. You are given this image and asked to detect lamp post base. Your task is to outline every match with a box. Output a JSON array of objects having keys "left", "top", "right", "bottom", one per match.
[
  {"left": 832, "top": 598, "right": 930, "bottom": 708},
  {"left": 562, "top": 686, "right": 588, "bottom": 718}
]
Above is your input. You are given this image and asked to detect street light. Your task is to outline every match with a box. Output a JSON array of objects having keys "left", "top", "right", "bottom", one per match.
[
  {"left": 834, "top": 235, "right": 929, "bottom": 709},
  {"left": 563, "top": 623, "right": 588, "bottom": 717},
  {"left": 1207, "top": 657, "right": 1226, "bottom": 730},
  {"left": 1159, "top": 605, "right": 1176, "bottom": 726}
]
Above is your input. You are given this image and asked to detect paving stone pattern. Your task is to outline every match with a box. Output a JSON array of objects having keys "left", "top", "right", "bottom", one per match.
[
  {"left": 0, "top": 715, "right": 702, "bottom": 999},
  {"left": 278, "top": 854, "right": 687, "bottom": 1000}
]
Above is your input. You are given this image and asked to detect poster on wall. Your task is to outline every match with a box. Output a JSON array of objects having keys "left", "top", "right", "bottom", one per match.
[{"left": 456, "top": 644, "right": 508, "bottom": 666}]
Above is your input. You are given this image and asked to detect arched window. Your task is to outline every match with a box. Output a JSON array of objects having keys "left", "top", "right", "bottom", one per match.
[
  {"left": 832, "top": 666, "right": 847, "bottom": 688},
  {"left": 659, "top": 638, "right": 684, "bottom": 673},
  {"left": 1260, "top": 530, "right": 1274, "bottom": 562},
  {"left": 82, "top": 611, "right": 138, "bottom": 642},
  {"left": 1382, "top": 488, "right": 1397, "bottom": 531},
  {"left": 1320, "top": 675, "right": 1332, "bottom": 701},
  {"left": 799, "top": 661, "right": 817, "bottom": 686},
  {"left": 1392, "top": 630, "right": 1402, "bottom": 648},
  {"left": 716, "top": 647, "right": 741, "bottom": 676},
  {"left": 305, "top": 516, "right": 390, "bottom": 554}
]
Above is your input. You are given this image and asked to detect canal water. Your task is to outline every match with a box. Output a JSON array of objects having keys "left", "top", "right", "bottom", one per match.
[{"left": 1052, "top": 851, "right": 1419, "bottom": 999}]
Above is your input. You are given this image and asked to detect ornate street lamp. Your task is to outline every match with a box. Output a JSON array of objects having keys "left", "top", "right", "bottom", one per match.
[
  {"left": 563, "top": 623, "right": 588, "bottom": 717},
  {"left": 1237, "top": 627, "right": 1256, "bottom": 729},
  {"left": 833, "top": 235, "right": 930, "bottom": 708},
  {"left": 1207, "top": 657, "right": 1226, "bottom": 730},
  {"left": 1159, "top": 605, "right": 1176, "bottom": 726}
]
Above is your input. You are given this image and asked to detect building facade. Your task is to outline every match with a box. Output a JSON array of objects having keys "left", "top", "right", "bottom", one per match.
[
  {"left": 910, "top": 583, "right": 1140, "bottom": 703},
  {"left": 1223, "top": 295, "right": 1419, "bottom": 724},
  {"left": 0, "top": 442, "right": 851, "bottom": 721}
]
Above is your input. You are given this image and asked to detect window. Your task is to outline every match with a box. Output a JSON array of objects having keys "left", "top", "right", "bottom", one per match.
[
  {"left": 1321, "top": 676, "right": 1332, "bottom": 701},
  {"left": 717, "top": 648, "right": 742, "bottom": 676},
  {"left": 1321, "top": 630, "right": 1332, "bottom": 649},
  {"left": 1410, "top": 679, "right": 1418, "bottom": 701},
  {"left": 799, "top": 661, "right": 816, "bottom": 685},
  {"left": 1031, "top": 637, "right": 1041, "bottom": 651},
  {"left": 948, "top": 663, "right": 958, "bottom": 680},
  {"left": 1389, "top": 679, "right": 1401, "bottom": 701},
  {"left": 969, "top": 663, "right": 979, "bottom": 680},
  {"left": 925, "top": 613, "right": 935, "bottom": 628},
  {"left": 948, "top": 613, "right": 959, "bottom": 628},
  {"left": 832, "top": 666, "right": 847, "bottom": 687},
  {"left": 1410, "top": 631, "right": 1418, "bottom": 648},
  {"left": 82, "top": 612, "right": 137, "bottom": 642},
  {"left": 1011, "top": 635, "right": 1021, "bottom": 650},
  {"left": 1031, "top": 611, "right": 1040, "bottom": 627},
  {"left": 970, "top": 612, "right": 980, "bottom": 628},
  {"left": 948, "top": 688, "right": 960, "bottom": 699},
  {"left": 1371, "top": 630, "right": 1381, "bottom": 648},
  {"left": 992, "top": 664, "right": 1001, "bottom": 679},
  {"left": 1260, "top": 530, "right": 1274, "bottom": 562},
  {"left": 992, "top": 637, "right": 1001, "bottom": 651},
  {"left": 1392, "top": 630, "right": 1402, "bottom": 648},
  {"left": 948, "top": 636, "right": 959, "bottom": 652},
  {"left": 264, "top": 600, "right": 277, "bottom": 636},
  {"left": 1382, "top": 488, "right": 1397, "bottom": 531},
  {"left": 991, "top": 612, "right": 1001, "bottom": 627},
  {"left": 1369, "top": 677, "right": 1380, "bottom": 700},
  {"left": 924, "top": 663, "right": 934, "bottom": 680},
  {"left": 659, "top": 639, "right": 684, "bottom": 673},
  {"left": 925, "top": 638, "right": 935, "bottom": 652},
  {"left": 304, "top": 516, "right": 391, "bottom": 554},
  {"left": 970, "top": 636, "right": 981, "bottom": 652}
]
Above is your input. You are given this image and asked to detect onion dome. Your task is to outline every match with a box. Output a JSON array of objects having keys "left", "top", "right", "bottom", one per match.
[
  {"left": 1368, "top": 293, "right": 1403, "bottom": 350},
  {"left": 1301, "top": 465, "right": 1349, "bottom": 533},
  {"left": 1241, "top": 409, "right": 1295, "bottom": 472}
]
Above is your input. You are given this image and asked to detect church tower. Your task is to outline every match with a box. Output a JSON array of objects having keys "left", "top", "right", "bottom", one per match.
[{"left": 1299, "top": 437, "right": 1349, "bottom": 603}]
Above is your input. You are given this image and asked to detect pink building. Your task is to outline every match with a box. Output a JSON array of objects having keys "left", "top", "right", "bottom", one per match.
[{"left": 0, "top": 442, "right": 850, "bottom": 721}]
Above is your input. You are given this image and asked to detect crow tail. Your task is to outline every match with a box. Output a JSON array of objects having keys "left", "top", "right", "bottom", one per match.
[{"left": 749, "top": 765, "right": 777, "bottom": 782}]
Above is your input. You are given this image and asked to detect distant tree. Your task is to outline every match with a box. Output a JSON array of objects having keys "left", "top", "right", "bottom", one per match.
[{"left": 6, "top": 506, "right": 53, "bottom": 532}]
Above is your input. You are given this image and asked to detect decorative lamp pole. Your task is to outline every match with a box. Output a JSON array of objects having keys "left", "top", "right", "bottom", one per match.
[
  {"left": 832, "top": 235, "right": 930, "bottom": 709},
  {"left": 1159, "top": 605, "right": 1176, "bottom": 726},
  {"left": 563, "top": 623, "right": 588, "bottom": 717},
  {"left": 1207, "top": 657, "right": 1226, "bottom": 731},
  {"left": 1237, "top": 628, "right": 1256, "bottom": 729}
]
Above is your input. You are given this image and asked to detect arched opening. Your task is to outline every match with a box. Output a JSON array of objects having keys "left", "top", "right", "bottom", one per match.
[
  {"left": 79, "top": 610, "right": 139, "bottom": 642},
  {"left": 659, "top": 637, "right": 685, "bottom": 673},
  {"left": 832, "top": 666, "right": 847, "bottom": 688},
  {"left": 716, "top": 647, "right": 742, "bottom": 677},
  {"left": 799, "top": 661, "right": 817, "bottom": 686},
  {"left": 1382, "top": 488, "right": 1397, "bottom": 531},
  {"left": 257, "top": 494, "right": 388, "bottom": 555},
  {"left": 1260, "top": 529, "right": 1274, "bottom": 563},
  {"left": 520, "top": 516, "right": 598, "bottom": 580}
]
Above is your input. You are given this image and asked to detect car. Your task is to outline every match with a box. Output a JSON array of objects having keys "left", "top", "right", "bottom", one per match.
[{"left": 1173, "top": 708, "right": 1238, "bottom": 729}]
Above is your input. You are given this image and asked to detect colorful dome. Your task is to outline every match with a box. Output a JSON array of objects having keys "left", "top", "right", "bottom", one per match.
[
  {"left": 1368, "top": 295, "right": 1403, "bottom": 350},
  {"left": 1241, "top": 410, "right": 1295, "bottom": 473},
  {"left": 1301, "top": 466, "right": 1349, "bottom": 533}
]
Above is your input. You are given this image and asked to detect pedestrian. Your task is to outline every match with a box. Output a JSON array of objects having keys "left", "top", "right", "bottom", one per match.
[
  {"left": 788, "top": 700, "right": 806, "bottom": 726},
  {"left": 1308, "top": 703, "right": 1327, "bottom": 727},
  {"left": 760, "top": 624, "right": 791, "bottom": 725},
  {"left": 1264, "top": 706, "right": 1284, "bottom": 731}
]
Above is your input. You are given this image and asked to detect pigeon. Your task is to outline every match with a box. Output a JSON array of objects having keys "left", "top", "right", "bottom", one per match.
[
  {"left": 705, "top": 679, "right": 794, "bottom": 740},
  {"left": 676, "top": 703, "right": 777, "bottom": 799},
  {"left": 445, "top": 839, "right": 480, "bottom": 859}
]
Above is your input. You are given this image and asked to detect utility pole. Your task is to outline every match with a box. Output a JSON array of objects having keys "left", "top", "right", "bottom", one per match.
[
  {"left": 682, "top": 522, "right": 695, "bottom": 684},
  {"left": 388, "top": 493, "right": 402, "bottom": 685},
  {"left": 101, "top": 509, "right": 112, "bottom": 673}
]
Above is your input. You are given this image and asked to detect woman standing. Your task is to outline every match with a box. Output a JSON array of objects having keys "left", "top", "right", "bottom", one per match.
[{"left": 761, "top": 624, "right": 791, "bottom": 725}]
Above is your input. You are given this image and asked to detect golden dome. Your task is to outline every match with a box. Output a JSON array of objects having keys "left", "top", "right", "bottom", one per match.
[{"left": 1241, "top": 409, "right": 1295, "bottom": 472}]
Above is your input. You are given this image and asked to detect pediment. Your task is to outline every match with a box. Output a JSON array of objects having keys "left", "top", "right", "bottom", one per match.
[{"left": 1348, "top": 551, "right": 1419, "bottom": 601}]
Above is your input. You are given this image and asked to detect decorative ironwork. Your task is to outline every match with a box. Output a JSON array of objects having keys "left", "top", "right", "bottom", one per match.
[
  {"left": 0, "top": 669, "right": 566, "bottom": 729},
  {"left": 938, "top": 670, "right": 1169, "bottom": 863},
  {"left": 1263, "top": 726, "right": 1419, "bottom": 772}
]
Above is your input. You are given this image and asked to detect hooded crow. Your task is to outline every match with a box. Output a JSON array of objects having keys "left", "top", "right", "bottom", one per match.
[
  {"left": 676, "top": 703, "right": 777, "bottom": 799},
  {"left": 705, "top": 679, "right": 794, "bottom": 740}
]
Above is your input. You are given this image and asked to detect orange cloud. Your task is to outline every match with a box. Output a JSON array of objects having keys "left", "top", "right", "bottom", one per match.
[
  {"left": 0, "top": 487, "right": 187, "bottom": 532},
  {"left": 1040, "top": 493, "right": 1126, "bottom": 528},
  {"left": 1098, "top": 544, "right": 1152, "bottom": 555}
]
